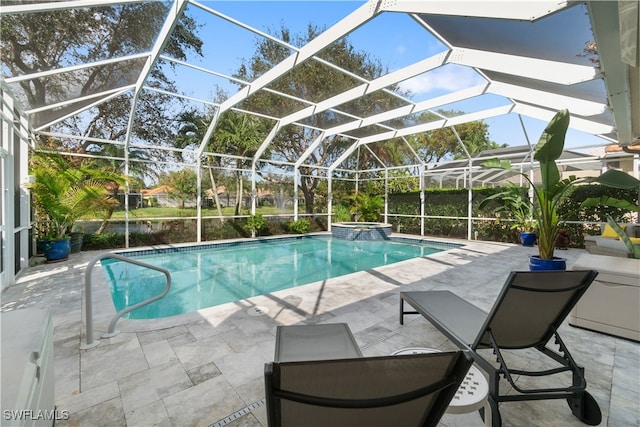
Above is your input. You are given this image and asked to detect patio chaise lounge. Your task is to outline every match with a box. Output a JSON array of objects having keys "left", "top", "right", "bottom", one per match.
[
  {"left": 264, "top": 323, "right": 473, "bottom": 427},
  {"left": 399, "top": 270, "right": 601, "bottom": 427}
]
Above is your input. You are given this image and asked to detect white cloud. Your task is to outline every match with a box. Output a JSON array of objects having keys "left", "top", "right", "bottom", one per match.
[
  {"left": 397, "top": 67, "right": 484, "bottom": 95},
  {"left": 395, "top": 44, "right": 407, "bottom": 55}
]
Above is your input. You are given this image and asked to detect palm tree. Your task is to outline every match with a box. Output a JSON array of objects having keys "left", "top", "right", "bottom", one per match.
[
  {"left": 176, "top": 110, "right": 225, "bottom": 220},
  {"left": 29, "top": 153, "right": 126, "bottom": 239},
  {"left": 215, "top": 111, "right": 264, "bottom": 215},
  {"left": 37, "top": 136, "right": 154, "bottom": 234},
  {"left": 85, "top": 144, "right": 153, "bottom": 233}
]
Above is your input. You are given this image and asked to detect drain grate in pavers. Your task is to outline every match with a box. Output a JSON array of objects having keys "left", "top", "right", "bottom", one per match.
[
  {"left": 210, "top": 399, "right": 265, "bottom": 427},
  {"left": 360, "top": 320, "right": 419, "bottom": 350},
  {"left": 247, "top": 306, "right": 269, "bottom": 316}
]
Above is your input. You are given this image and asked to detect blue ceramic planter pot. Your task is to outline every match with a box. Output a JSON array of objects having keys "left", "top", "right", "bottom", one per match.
[
  {"left": 529, "top": 255, "right": 566, "bottom": 271},
  {"left": 520, "top": 232, "right": 537, "bottom": 247},
  {"left": 43, "top": 238, "right": 71, "bottom": 262}
]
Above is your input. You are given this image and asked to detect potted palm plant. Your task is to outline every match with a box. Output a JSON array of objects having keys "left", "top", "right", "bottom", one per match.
[
  {"left": 479, "top": 183, "right": 537, "bottom": 246},
  {"left": 482, "top": 109, "right": 639, "bottom": 270},
  {"left": 28, "top": 153, "right": 125, "bottom": 262}
]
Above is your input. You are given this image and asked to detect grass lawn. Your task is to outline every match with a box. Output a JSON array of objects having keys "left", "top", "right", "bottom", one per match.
[{"left": 109, "top": 206, "right": 294, "bottom": 219}]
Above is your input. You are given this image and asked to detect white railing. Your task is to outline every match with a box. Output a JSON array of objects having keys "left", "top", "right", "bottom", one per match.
[{"left": 81, "top": 253, "right": 171, "bottom": 349}]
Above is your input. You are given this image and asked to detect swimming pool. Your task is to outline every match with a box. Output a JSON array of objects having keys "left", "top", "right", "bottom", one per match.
[{"left": 102, "top": 236, "right": 460, "bottom": 319}]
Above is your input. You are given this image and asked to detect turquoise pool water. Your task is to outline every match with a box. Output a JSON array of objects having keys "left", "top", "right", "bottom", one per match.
[{"left": 102, "top": 236, "right": 457, "bottom": 319}]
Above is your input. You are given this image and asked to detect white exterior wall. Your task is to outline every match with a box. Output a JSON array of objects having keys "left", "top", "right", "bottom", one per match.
[{"left": 1, "top": 89, "right": 31, "bottom": 292}]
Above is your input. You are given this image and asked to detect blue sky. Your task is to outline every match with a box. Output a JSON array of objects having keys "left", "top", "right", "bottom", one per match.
[{"left": 179, "top": 1, "right": 609, "bottom": 152}]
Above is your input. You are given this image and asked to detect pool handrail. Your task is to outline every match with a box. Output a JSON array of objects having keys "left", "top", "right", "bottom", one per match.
[{"left": 81, "top": 253, "right": 171, "bottom": 350}]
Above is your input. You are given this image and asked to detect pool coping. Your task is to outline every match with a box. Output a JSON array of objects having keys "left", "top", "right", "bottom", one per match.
[{"left": 108, "top": 232, "right": 463, "bottom": 258}]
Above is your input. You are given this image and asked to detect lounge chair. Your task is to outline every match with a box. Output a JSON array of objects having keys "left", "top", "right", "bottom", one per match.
[
  {"left": 399, "top": 270, "right": 601, "bottom": 427},
  {"left": 265, "top": 323, "right": 473, "bottom": 427}
]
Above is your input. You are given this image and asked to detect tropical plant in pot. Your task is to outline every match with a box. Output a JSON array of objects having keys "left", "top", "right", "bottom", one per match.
[
  {"left": 479, "top": 183, "right": 537, "bottom": 246},
  {"left": 28, "top": 153, "right": 125, "bottom": 262},
  {"left": 481, "top": 109, "right": 638, "bottom": 270}
]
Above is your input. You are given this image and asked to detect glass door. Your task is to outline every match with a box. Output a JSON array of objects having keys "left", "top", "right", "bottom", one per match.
[{"left": 0, "top": 143, "right": 8, "bottom": 290}]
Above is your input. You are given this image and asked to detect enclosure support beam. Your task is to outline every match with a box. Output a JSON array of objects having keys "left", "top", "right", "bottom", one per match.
[
  {"left": 384, "top": 169, "right": 389, "bottom": 224},
  {"left": 196, "top": 157, "right": 202, "bottom": 243},
  {"left": 251, "top": 162, "right": 257, "bottom": 216},
  {"left": 467, "top": 163, "right": 474, "bottom": 241},
  {"left": 327, "top": 176, "right": 333, "bottom": 231},
  {"left": 293, "top": 167, "right": 299, "bottom": 221},
  {"left": 420, "top": 167, "right": 425, "bottom": 237},
  {"left": 451, "top": 127, "right": 474, "bottom": 240},
  {"left": 121, "top": 0, "right": 188, "bottom": 248}
]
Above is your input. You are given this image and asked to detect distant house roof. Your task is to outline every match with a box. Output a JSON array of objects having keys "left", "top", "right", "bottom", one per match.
[
  {"left": 426, "top": 145, "right": 600, "bottom": 184},
  {"left": 429, "top": 146, "right": 593, "bottom": 171},
  {"left": 141, "top": 185, "right": 172, "bottom": 196},
  {"left": 605, "top": 144, "right": 640, "bottom": 155},
  {"left": 204, "top": 186, "right": 273, "bottom": 197}
]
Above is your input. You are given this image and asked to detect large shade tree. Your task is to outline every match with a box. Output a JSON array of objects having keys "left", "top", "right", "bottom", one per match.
[
  {"left": 233, "top": 26, "right": 502, "bottom": 212},
  {"left": 233, "top": 25, "right": 405, "bottom": 214},
  {"left": 1, "top": 3, "right": 203, "bottom": 166},
  {"left": 407, "top": 110, "right": 505, "bottom": 163}
]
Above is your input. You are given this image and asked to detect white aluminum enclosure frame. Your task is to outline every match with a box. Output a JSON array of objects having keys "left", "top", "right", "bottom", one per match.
[
  {"left": 0, "top": 0, "right": 638, "bottom": 288},
  {"left": 1, "top": 0, "right": 634, "bottom": 151}
]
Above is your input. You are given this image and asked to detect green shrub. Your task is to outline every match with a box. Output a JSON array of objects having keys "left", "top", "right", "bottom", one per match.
[
  {"left": 265, "top": 219, "right": 287, "bottom": 236},
  {"left": 558, "top": 184, "right": 638, "bottom": 248},
  {"left": 347, "top": 192, "right": 384, "bottom": 222},
  {"left": 244, "top": 214, "right": 267, "bottom": 236},
  {"left": 203, "top": 219, "right": 246, "bottom": 240},
  {"left": 391, "top": 216, "right": 421, "bottom": 235},
  {"left": 82, "top": 232, "right": 125, "bottom": 250},
  {"left": 474, "top": 219, "right": 517, "bottom": 243},
  {"left": 289, "top": 219, "right": 311, "bottom": 234},
  {"left": 424, "top": 204, "right": 465, "bottom": 237},
  {"left": 333, "top": 204, "right": 351, "bottom": 222}
]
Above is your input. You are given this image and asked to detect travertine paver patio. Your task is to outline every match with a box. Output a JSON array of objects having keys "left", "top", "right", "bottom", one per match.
[{"left": 2, "top": 235, "right": 638, "bottom": 426}]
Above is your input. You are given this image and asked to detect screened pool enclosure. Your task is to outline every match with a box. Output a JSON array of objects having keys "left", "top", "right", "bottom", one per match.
[{"left": 1, "top": 1, "right": 639, "bottom": 289}]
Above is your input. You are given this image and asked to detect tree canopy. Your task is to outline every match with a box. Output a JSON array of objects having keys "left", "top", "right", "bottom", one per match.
[
  {"left": 233, "top": 25, "right": 409, "bottom": 213},
  {"left": 407, "top": 111, "right": 505, "bottom": 163},
  {"left": 10, "top": 11, "right": 504, "bottom": 214},
  {"left": 1, "top": 3, "right": 203, "bottom": 167},
  {"left": 160, "top": 169, "right": 198, "bottom": 209}
]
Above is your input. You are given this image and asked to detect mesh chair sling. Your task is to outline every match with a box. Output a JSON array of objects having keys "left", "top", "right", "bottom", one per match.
[
  {"left": 399, "top": 270, "right": 601, "bottom": 427},
  {"left": 265, "top": 350, "right": 472, "bottom": 427}
]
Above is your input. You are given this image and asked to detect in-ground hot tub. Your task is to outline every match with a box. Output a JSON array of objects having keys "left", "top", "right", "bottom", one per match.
[{"left": 331, "top": 222, "right": 392, "bottom": 241}]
